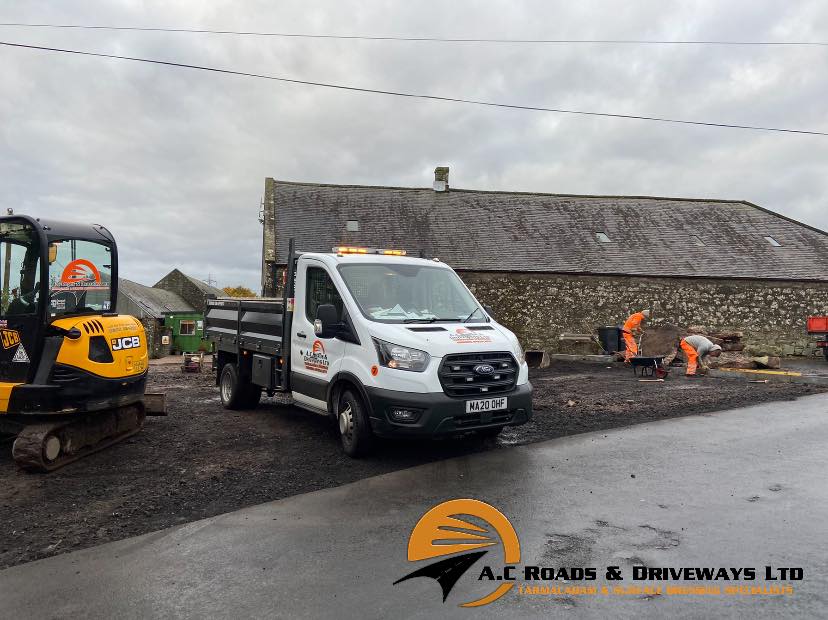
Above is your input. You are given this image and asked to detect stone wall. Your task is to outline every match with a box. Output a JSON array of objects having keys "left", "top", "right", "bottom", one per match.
[
  {"left": 139, "top": 317, "right": 171, "bottom": 359},
  {"left": 155, "top": 270, "right": 211, "bottom": 313},
  {"left": 462, "top": 272, "right": 828, "bottom": 357}
]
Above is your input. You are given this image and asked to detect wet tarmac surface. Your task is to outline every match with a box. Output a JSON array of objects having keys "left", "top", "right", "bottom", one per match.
[
  {"left": 0, "top": 361, "right": 821, "bottom": 569},
  {"left": 1, "top": 393, "right": 826, "bottom": 618}
]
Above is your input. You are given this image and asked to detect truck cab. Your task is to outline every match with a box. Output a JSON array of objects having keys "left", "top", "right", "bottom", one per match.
[{"left": 206, "top": 244, "right": 532, "bottom": 456}]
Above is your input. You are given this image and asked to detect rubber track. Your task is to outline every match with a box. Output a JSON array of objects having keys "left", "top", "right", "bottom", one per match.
[{"left": 12, "top": 404, "right": 145, "bottom": 472}]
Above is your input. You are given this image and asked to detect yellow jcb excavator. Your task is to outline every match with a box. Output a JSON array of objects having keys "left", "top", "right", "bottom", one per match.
[{"left": 0, "top": 214, "right": 159, "bottom": 471}]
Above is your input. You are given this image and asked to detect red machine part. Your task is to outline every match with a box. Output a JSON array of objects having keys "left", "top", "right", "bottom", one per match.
[
  {"left": 807, "top": 316, "right": 828, "bottom": 334},
  {"left": 808, "top": 316, "right": 828, "bottom": 361}
]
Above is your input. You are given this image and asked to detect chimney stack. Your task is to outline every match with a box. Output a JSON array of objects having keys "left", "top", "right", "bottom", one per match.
[{"left": 433, "top": 166, "right": 449, "bottom": 192}]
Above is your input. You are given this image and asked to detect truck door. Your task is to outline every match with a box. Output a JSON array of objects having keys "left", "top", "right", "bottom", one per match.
[{"left": 290, "top": 260, "right": 347, "bottom": 411}]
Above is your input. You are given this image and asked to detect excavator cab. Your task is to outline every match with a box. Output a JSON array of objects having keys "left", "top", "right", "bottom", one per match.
[{"left": 0, "top": 215, "right": 149, "bottom": 471}]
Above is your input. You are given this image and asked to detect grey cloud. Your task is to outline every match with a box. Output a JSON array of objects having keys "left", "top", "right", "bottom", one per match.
[{"left": 1, "top": 0, "right": 827, "bottom": 290}]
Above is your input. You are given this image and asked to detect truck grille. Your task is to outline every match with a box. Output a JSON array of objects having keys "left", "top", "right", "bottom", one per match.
[
  {"left": 438, "top": 352, "right": 518, "bottom": 397},
  {"left": 453, "top": 411, "right": 513, "bottom": 428}
]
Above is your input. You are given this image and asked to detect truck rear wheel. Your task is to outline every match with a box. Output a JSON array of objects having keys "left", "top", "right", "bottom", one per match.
[
  {"left": 338, "top": 390, "right": 374, "bottom": 457},
  {"left": 219, "top": 363, "right": 261, "bottom": 410}
]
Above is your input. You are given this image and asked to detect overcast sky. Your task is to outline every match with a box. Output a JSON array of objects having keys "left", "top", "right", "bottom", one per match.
[{"left": 2, "top": 1, "right": 827, "bottom": 290}]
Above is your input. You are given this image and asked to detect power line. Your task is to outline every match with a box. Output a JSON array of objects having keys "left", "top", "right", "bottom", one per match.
[
  {"left": 1, "top": 22, "right": 827, "bottom": 46},
  {"left": 1, "top": 40, "right": 826, "bottom": 137}
]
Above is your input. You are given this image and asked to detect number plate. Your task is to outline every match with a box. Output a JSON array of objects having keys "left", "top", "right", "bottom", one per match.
[{"left": 465, "top": 397, "right": 507, "bottom": 413}]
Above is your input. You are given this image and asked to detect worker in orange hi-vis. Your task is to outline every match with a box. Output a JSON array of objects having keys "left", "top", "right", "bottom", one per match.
[
  {"left": 622, "top": 309, "right": 651, "bottom": 362},
  {"left": 679, "top": 335, "right": 723, "bottom": 376}
]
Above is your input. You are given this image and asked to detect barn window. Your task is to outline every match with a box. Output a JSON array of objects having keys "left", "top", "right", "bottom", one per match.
[
  {"left": 595, "top": 232, "right": 611, "bottom": 243},
  {"left": 346, "top": 220, "right": 360, "bottom": 232},
  {"left": 179, "top": 320, "right": 196, "bottom": 335},
  {"left": 764, "top": 236, "right": 781, "bottom": 247}
]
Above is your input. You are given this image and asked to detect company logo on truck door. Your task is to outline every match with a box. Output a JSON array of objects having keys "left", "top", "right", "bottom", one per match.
[
  {"left": 112, "top": 336, "right": 141, "bottom": 351},
  {"left": 303, "top": 339, "right": 329, "bottom": 374}
]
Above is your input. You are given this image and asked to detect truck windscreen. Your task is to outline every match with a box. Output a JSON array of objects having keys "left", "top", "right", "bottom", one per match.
[{"left": 338, "top": 263, "right": 483, "bottom": 323}]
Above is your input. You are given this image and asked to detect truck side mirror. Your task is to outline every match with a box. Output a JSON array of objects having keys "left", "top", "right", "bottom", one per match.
[{"left": 315, "top": 304, "right": 339, "bottom": 338}]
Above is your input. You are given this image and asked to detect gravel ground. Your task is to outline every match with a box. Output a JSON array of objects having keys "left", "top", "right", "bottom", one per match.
[{"left": 0, "top": 361, "right": 822, "bottom": 569}]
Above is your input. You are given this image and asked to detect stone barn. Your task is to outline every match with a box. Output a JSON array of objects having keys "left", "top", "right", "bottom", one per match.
[
  {"left": 260, "top": 169, "right": 828, "bottom": 356},
  {"left": 154, "top": 269, "right": 224, "bottom": 313},
  {"left": 117, "top": 270, "right": 223, "bottom": 357},
  {"left": 117, "top": 279, "right": 189, "bottom": 358}
]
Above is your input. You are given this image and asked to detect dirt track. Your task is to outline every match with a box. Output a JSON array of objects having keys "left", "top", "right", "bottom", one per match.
[{"left": 0, "top": 361, "right": 822, "bottom": 569}]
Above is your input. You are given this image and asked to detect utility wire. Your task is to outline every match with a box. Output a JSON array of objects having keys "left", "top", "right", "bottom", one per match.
[
  {"left": 1, "top": 22, "right": 827, "bottom": 46},
  {"left": 1, "top": 40, "right": 826, "bottom": 137}
]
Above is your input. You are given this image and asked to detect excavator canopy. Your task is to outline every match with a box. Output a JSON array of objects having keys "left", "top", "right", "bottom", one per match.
[{"left": 0, "top": 215, "right": 119, "bottom": 383}]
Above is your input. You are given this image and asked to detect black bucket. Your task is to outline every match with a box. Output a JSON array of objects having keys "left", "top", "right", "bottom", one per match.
[{"left": 597, "top": 326, "right": 624, "bottom": 354}]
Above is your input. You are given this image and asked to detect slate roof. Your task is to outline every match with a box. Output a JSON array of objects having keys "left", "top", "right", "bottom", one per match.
[
  {"left": 118, "top": 278, "right": 195, "bottom": 318},
  {"left": 181, "top": 272, "right": 225, "bottom": 298},
  {"left": 268, "top": 180, "right": 828, "bottom": 281}
]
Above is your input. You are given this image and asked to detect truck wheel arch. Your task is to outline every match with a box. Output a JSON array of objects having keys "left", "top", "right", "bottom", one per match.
[
  {"left": 214, "top": 351, "right": 237, "bottom": 386},
  {"left": 214, "top": 350, "right": 255, "bottom": 386},
  {"left": 327, "top": 372, "right": 373, "bottom": 419}
]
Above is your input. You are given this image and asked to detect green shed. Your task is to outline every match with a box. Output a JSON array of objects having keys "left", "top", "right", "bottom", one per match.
[{"left": 165, "top": 312, "right": 208, "bottom": 354}]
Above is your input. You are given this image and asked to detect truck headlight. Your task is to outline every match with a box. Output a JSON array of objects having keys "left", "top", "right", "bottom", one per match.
[
  {"left": 373, "top": 339, "right": 430, "bottom": 372},
  {"left": 516, "top": 340, "right": 526, "bottom": 365}
]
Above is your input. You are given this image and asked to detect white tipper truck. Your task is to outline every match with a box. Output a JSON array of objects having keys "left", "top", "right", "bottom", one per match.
[{"left": 205, "top": 241, "right": 532, "bottom": 456}]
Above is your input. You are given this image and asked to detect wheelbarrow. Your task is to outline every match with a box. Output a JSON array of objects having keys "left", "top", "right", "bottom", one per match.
[
  {"left": 181, "top": 352, "right": 204, "bottom": 373},
  {"left": 629, "top": 355, "right": 669, "bottom": 379}
]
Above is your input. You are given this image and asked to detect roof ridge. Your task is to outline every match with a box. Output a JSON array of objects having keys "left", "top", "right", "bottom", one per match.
[
  {"left": 268, "top": 177, "right": 749, "bottom": 205},
  {"left": 738, "top": 200, "right": 828, "bottom": 237}
]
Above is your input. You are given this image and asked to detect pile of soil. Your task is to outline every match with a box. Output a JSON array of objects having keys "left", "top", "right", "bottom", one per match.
[
  {"left": 520, "top": 361, "right": 818, "bottom": 443},
  {"left": 0, "top": 361, "right": 822, "bottom": 569}
]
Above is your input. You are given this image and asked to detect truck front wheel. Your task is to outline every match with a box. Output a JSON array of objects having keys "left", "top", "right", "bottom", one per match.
[
  {"left": 219, "top": 363, "right": 261, "bottom": 410},
  {"left": 338, "top": 390, "right": 374, "bottom": 457}
]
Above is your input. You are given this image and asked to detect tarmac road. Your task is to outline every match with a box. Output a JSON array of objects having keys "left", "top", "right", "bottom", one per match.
[{"left": 1, "top": 394, "right": 827, "bottom": 619}]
